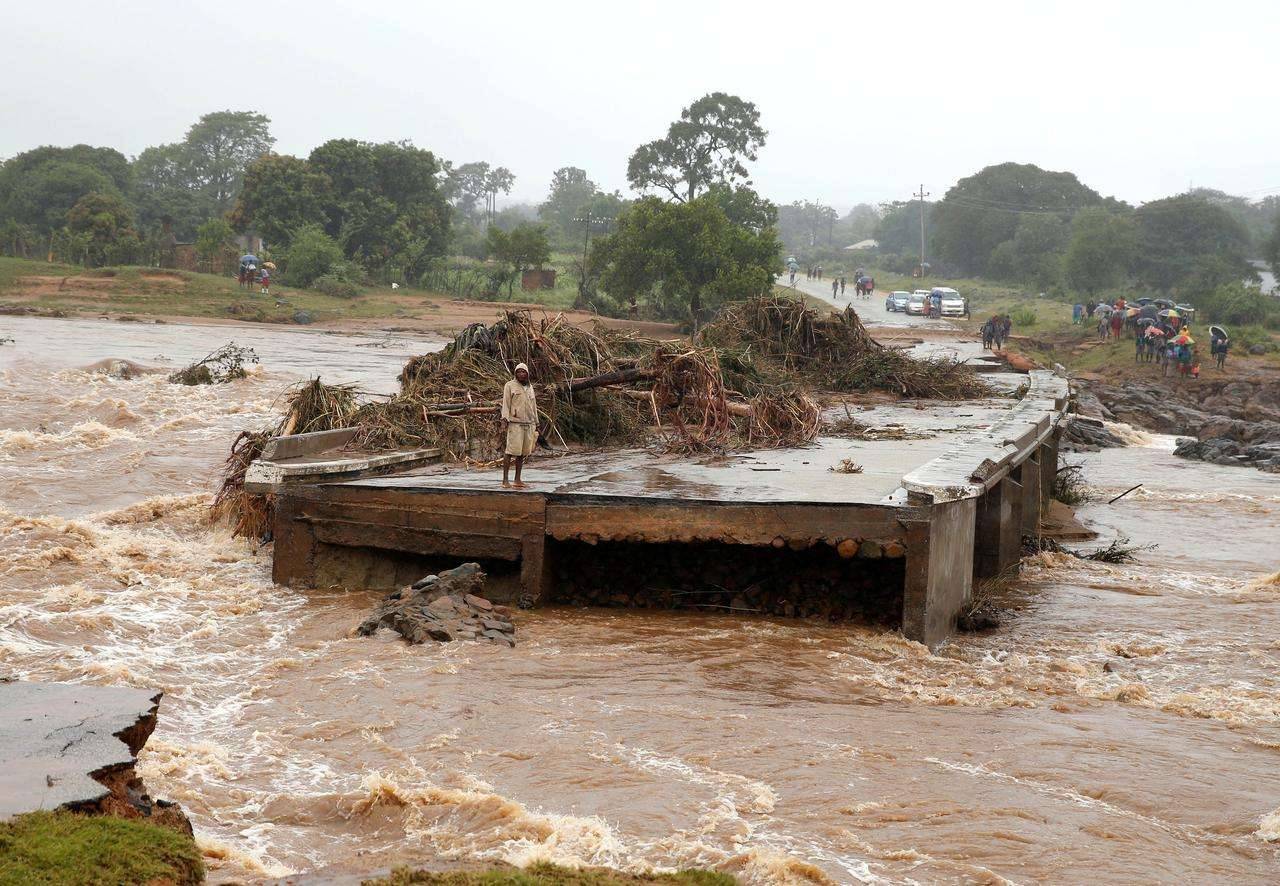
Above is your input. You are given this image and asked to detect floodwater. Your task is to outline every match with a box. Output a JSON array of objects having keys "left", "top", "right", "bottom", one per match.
[{"left": 2, "top": 316, "right": 1279, "bottom": 884}]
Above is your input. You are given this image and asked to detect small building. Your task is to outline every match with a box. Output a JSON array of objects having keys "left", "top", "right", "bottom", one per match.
[{"left": 521, "top": 268, "right": 557, "bottom": 291}]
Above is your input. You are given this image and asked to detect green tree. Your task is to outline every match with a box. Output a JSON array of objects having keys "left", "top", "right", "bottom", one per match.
[
  {"left": 1064, "top": 209, "right": 1137, "bottom": 297},
  {"left": 932, "top": 162, "right": 1113, "bottom": 275},
  {"left": 627, "top": 92, "right": 767, "bottom": 202},
  {"left": 194, "top": 218, "right": 235, "bottom": 264},
  {"left": 986, "top": 216, "right": 1068, "bottom": 288},
  {"left": 308, "top": 139, "right": 450, "bottom": 275},
  {"left": 1133, "top": 194, "right": 1253, "bottom": 292},
  {"left": 443, "top": 161, "right": 514, "bottom": 225},
  {"left": 777, "top": 200, "right": 837, "bottom": 249},
  {"left": 1264, "top": 211, "right": 1280, "bottom": 280},
  {"left": 133, "top": 143, "right": 203, "bottom": 238},
  {"left": 0, "top": 154, "right": 125, "bottom": 233},
  {"left": 283, "top": 224, "right": 345, "bottom": 287},
  {"left": 182, "top": 111, "right": 274, "bottom": 215},
  {"left": 66, "top": 192, "right": 139, "bottom": 266},
  {"left": 485, "top": 223, "right": 551, "bottom": 297},
  {"left": 130, "top": 111, "right": 273, "bottom": 237},
  {"left": 593, "top": 194, "right": 780, "bottom": 326},
  {"left": 874, "top": 200, "right": 935, "bottom": 259},
  {"left": 539, "top": 166, "right": 601, "bottom": 235},
  {"left": 230, "top": 154, "right": 331, "bottom": 248}
]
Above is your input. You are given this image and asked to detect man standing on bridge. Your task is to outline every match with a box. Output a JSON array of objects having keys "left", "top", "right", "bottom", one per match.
[{"left": 501, "top": 363, "right": 539, "bottom": 489}]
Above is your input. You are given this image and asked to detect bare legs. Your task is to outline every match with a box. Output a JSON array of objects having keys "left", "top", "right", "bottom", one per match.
[{"left": 502, "top": 455, "right": 526, "bottom": 489}]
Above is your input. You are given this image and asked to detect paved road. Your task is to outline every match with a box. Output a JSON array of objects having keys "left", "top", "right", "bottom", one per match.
[
  {"left": 777, "top": 273, "right": 957, "bottom": 331},
  {"left": 777, "top": 274, "right": 992, "bottom": 366}
]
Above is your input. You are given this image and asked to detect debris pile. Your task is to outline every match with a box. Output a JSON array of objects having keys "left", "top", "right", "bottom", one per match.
[
  {"left": 168, "top": 343, "right": 259, "bottom": 385},
  {"left": 212, "top": 297, "right": 989, "bottom": 537},
  {"left": 355, "top": 562, "right": 516, "bottom": 646},
  {"left": 699, "top": 294, "right": 987, "bottom": 399}
]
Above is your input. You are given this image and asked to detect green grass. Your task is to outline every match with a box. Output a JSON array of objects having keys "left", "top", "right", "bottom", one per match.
[
  {"left": 0, "top": 256, "right": 585, "bottom": 324},
  {"left": 365, "top": 862, "right": 736, "bottom": 886},
  {"left": 0, "top": 811, "right": 203, "bottom": 885}
]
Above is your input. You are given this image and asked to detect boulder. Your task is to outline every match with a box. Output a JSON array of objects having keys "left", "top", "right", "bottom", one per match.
[{"left": 355, "top": 562, "right": 516, "bottom": 646}]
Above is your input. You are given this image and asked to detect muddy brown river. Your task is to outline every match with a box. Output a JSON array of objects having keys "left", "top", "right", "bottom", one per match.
[{"left": 2, "top": 316, "right": 1278, "bottom": 884}]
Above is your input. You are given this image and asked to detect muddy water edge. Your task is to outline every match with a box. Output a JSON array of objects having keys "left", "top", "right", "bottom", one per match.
[{"left": 1, "top": 315, "right": 1278, "bottom": 884}]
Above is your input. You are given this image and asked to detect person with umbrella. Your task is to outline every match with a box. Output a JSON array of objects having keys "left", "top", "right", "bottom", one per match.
[
  {"left": 1171, "top": 331, "right": 1195, "bottom": 377},
  {"left": 1143, "top": 323, "right": 1165, "bottom": 365},
  {"left": 238, "top": 254, "right": 258, "bottom": 289},
  {"left": 1210, "top": 325, "right": 1230, "bottom": 370},
  {"left": 1095, "top": 303, "right": 1113, "bottom": 340}
]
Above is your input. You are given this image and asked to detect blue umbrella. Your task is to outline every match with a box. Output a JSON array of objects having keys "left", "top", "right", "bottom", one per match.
[{"left": 240, "top": 254, "right": 258, "bottom": 264}]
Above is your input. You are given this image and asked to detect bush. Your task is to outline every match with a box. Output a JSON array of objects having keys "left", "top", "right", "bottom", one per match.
[
  {"left": 312, "top": 274, "right": 361, "bottom": 298},
  {"left": 1010, "top": 306, "right": 1038, "bottom": 327},
  {"left": 1195, "top": 281, "right": 1280, "bottom": 327},
  {"left": 284, "top": 224, "right": 344, "bottom": 287}
]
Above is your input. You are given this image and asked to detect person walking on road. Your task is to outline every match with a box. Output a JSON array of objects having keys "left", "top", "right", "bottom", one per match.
[
  {"left": 839, "top": 276, "right": 846, "bottom": 296},
  {"left": 501, "top": 363, "right": 538, "bottom": 489},
  {"left": 832, "top": 278, "right": 839, "bottom": 300}
]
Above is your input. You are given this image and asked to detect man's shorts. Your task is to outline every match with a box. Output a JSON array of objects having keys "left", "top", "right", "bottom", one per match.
[{"left": 505, "top": 422, "right": 536, "bottom": 457}]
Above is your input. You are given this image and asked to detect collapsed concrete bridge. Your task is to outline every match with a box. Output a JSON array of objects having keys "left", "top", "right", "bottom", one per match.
[{"left": 258, "top": 371, "right": 1070, "bottom": 648}]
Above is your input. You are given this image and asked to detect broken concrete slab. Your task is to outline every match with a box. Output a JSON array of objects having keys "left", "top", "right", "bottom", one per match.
[{"left": 0, "top": 681, "right": 162, "bottom": 820}]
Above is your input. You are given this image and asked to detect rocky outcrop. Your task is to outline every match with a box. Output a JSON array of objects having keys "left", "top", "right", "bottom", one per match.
[
  {"left": 0, "top": 681, "right": 191, "bottom": 834},
  {"left": 1064, "top": 415, "right": 1126, "bottom": 450},
  {"left": 1081, "top": 378, "right": 1280, "bottom": 469},
  {"left": 356, "top": 562, "right": 516, "bottom": 646},
  {"left": 1173, "top": 438, "right": 1280, "bottom": 472}
]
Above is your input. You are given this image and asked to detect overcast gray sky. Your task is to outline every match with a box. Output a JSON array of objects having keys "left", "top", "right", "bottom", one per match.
[{"left": 5, "top": 0, "right": 1278, "bottom": 211}]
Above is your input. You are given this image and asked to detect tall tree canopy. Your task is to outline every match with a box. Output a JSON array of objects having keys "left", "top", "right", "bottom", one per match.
[
  {"left": 627, "top": 92, "right": 767, "bottom": 202},
  {"left": 183, "top": 111, "right": 274, "bottom": 215},
  {"left": 230, "top": 154, "right": 331, "bottom": 247},
  {"left": 0, "top": 145, "right": 131, "bottom": 233},
  {"left": 1133, "top": 194, "right": 1253, "bottom": 292},
  {"left": 593, "top": 193, "right": 780, "bottom": 325},
  {"left": 1063, "top": 209, "right": 1138, "bottom": 296},
  {"left": 932, "top": 162, "right": 1114, "bottom": 276},
  {"left": 66, "top": 191, "right": 139, "bottom": 266},
  {"left": 131, "top": 111, "right": 273, "bottom": 238},
  {"left": 233, "top": 141, "right": 450, "bottom": 277},
  {"left": 874, "top": 200, "right": 935, "bottom": 258},
  {"left": 442, "top": 161, "right": 515, "bottom": 225},
  {"left": 539, "top": 167, "right": 600, "bottom": 232}
]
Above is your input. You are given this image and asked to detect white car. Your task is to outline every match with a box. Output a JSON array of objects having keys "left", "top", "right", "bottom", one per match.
[
  {"left": 906, "top": 292, "right": 928, "bottom": 315},
  {"left": 933, "top": 287, "right": 966, "bottom": 317}
]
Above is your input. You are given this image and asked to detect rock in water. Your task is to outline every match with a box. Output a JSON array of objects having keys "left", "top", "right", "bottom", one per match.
[{"left": 355, "top": 562, "right": 517, "bottom": 646}]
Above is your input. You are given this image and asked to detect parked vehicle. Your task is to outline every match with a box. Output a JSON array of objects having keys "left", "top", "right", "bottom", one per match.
[
  {"left": 886, "top": 290, "right": 910, "bottom": 312},
  {"left": 906, "top": 291, "right": 928, "bottom": 315},
  {"left": 933, "top": 287, "right": 966, "bottom": 317}
]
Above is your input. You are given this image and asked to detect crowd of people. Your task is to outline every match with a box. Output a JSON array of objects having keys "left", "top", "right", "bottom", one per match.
[{"left": 1072, "top": 297, "right": 1230, "bottom": 377}]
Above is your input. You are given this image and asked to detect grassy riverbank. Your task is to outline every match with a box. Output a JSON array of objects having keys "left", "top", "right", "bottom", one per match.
[
  {"left": 0, "top": 256, "right": 579, "bottom": 325},
  {"left": 0, "top": 811, "right": 203, "bottom": 885}
]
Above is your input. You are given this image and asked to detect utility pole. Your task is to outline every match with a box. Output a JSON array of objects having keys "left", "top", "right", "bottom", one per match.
[
  {"left": 573, "top": 211, "right": 607, "bottom": 303},
  {"left": 914, "top": 184, "right": 930, "bottom": 277}
]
